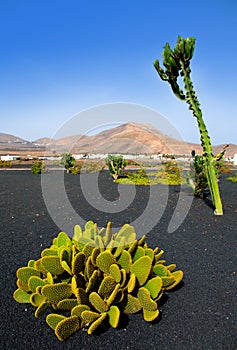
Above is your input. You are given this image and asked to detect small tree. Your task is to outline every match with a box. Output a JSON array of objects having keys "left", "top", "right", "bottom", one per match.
[
  {"left": 61, "top": 153, "right": 76, "bottom": 173},
  {"left": 31, "top": 160, "right": 45, "bottom": 174},
  {"left": 106, "top": 154, "right": 127, "bottom": 180}
]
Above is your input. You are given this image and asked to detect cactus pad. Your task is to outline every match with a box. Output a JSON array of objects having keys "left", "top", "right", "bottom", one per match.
[
  {"left": 30, "top": 293, "right": 45, "bottom": 307},
  {"left": 57, "top": 299, "right": 78, "bottom": 310},
  {"left": 41, "top": 256, "right": 65, "bottom": 275},
  {"left": 41, "top": 283, "right": 72, "bottom": 304},
  {"left": 35, "top": 301, "right": 50, "bottom": 317},
  {"left": 130, "top": 256, "right": 152, "bottom": 286},
  {"left": 55, "top": 316, "right": 80, "bottom": 341},
  {"left": 144, "top": 276, "right": 163, "bottom": 299},
  {"left": 143, "top": 308, "right": 159, "bottom": 322},
  {"left": 87, "top": 312, "right": 107, "bottom": 335},
  {"left": 46, "top": 314, "right": 67, "bottom": 330},
  {"left": 96, "top": 251, "right": 116, "bottom": 273},
  {"left": 71, "top": 304, "right": 90, "bottom": 317},
  {"left": 89, "top": 292, "right": 108, "bottom": 313},
  {"left": 16, "top": 267, "right": 40, "bottom": 285},
  {"left": 98, "top": 276, "right": 117, "bottom": 299},
  {"left": 81, "top": 310, "right": 101, "bottom": 323},
  {"left": 137, "top": 287, "right": 157, "bottom": 311},
  {"left": 28, "top": 276, "right": 47, "bottom": 293},
  {"left": 122, "top": 294, "right": 142, "bottom": 314},
  {"left": 109, "top": 264, "right": 121, "bottom": 283},
  {"left": 108, "top": 305, "right": 120, "bottom": 328},
  {"left": 13, "top": 289, "right": 31, "bottom": 303}
]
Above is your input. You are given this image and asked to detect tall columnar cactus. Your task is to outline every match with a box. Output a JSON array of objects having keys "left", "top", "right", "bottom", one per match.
[{"left": 154, "top": 36, "right": 223, "bottom": 215}]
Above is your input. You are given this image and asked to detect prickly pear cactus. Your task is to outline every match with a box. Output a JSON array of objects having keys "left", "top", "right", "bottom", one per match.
[
  {"left": 154, "top": 36, "right": 225, "bottom": 215},
  {"left": 13, "top": 221, "right": 183, "bottom": 341}
]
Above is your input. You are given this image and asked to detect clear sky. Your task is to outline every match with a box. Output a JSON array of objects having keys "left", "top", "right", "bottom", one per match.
[{"left": 0, "top": 0, "right": 236, "bottom": 145}]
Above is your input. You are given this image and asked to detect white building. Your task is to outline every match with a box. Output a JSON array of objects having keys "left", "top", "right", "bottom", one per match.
[
  {"left": 0, "top": 155, "right": 20, "bottom": 161},
  {"left": 233, "top": 154, "right": 237, "bottom": 165}
]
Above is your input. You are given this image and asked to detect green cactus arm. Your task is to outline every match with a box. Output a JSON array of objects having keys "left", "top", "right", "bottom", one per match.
[
  {"left": 137, "top": 287, "right": 157, "bottom": 311},
  {"left": 30, "top": 292, "right": 45, "bottom": 307},
  {"left": 75, "top": 287, "right": 89, "bottom": 305},
  {"left": 161, "top": 275, "right": 176, "bottom": 288},
  {"left": 72, "top": 224, "right": 83, "bottom": 242},
  {"left": 107, "top": 305, "right": 120, "bottom": 328},
  {"left": 180, "top": 62, "right": 223, "bottom": 214},
  {"left": 85, "top": 256, "right": 97, "bottom": 280},
  {"left": 98, "top": 276, "right": 117, "bottom": 299},
  {"left": 41, "top": 256, "right": 65, "bottom": 275},
  {"left": 143, "top": 276, "right": 163, "bottom": 299},
  {"left": 117, "top": 250, "right": 132, "bottom": 272},
  {"left": 85, "top": 269, "right": 99, "bottom": 293},
  {"left": 130, "top": 255, "right": 152, "bottom": 286},
  {"left": 109, "top": 264, "right": 121, "bottom": 283},
  {"left": 127, "top": 273, "right": 136, "bottom": 293},
  {"left": 55, "top": 316, "right": 81, "bottom": 341},
  {"left": 113, "top": 236, "right": 126, "bottom": 257},
  {"left": 106, "top": 283, "right": 121, "bottom": 308},
  {"left": 13, "top": 289, "right": 31, "bottom": 303},
  {"left": 89, "top": 292, "right": 108, "bottom": 313},
  {"left": 96, "top": 250, "right": 116, "bottom": 273},
  {"left": 122, "top": 294, "right": 142, "bottom": 314},
  {"left": 57, "top": 299, "right": 78, "bottom": 310},
  {"left": 132, "top": 246, "right": 145, "bottom": 262},
  {"left": 165, "top": 270, "right": 184, "bottom": 291},
  {"left": 81, "top": 310, "right": 101, "bottom": 323},
  {"left": 61, "top": 260, "right": 72, "bottom": 275},
  {"left": 71, "top": 304, "right": 90, "bottom": 317},
  {"left": 28, "top": 276, "right": 47, "bottom": 293},
  {"left": 41, "top": 282, "right": 72, "bottom": 304},
  {"left": 103, "top": 221, "right": 113, "bottom": 246},
  {"left": 16, "top": 279, "right": 30, "bottom": 292},
  {"left": 72, "top": 252, "right": 86, "bottom": 275},
  {"left": 143, "top": 308, "right": 159, "bottom": 322},
  {"left": 46, "top": 314, "right": 67, "bottom": 330},
  {"left": 35, "top": 301, "right": 50, "bottom": 317},
  {"left": 153, "top": 263, "right": 167, "bottom": 276},
  {"left": 16, "top": 267, "right": 41, "bottom": 285},
  {"left": 87, "top": 312, "right": 107, "bottom": 334}
]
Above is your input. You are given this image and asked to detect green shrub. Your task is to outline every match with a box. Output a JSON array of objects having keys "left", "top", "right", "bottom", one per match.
[
  {"left": 187, "top": 149, "right": 228, "bottom": 197},
  {"left": 116, "top": 164, "right": 185, "bottom": 186},
  {"left": 71, "top": 160, "right": 105, "bottom": 175},
  {"left": 227, "top": 173, "right": 237, "bottom": 182},
  {"left": 0, "top": 160, "right": 12, "bottom": 167},
  {"left": 81, "top": 160, "right": 105, "bottom": 174},
  {"left": 60, "top": 153, "right": 76, "bottom": 173},
  {"left": 13, "top": 221, "right": 183, "bottom": 341},
  {"left": 31, "top": 160, "right": 46, "bottom": 174},
  {"left": 106, "top": 155, "right": 127, "bottom": 180}
]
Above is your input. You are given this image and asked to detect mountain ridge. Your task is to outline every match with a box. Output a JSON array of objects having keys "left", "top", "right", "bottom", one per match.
[{"left": 0, "top": 122, "right": 235, "bottom": 157}]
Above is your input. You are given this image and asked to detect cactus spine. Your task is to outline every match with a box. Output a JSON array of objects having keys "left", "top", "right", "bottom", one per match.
[{"left": 154, "top": 36, "right": 223, "bottom": 215}]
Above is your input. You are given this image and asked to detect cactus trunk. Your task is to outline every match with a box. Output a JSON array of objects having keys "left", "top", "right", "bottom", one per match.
[
  {"left": 180, "top": 63, "right": 223, "bottom": 215},
  {"left": 154, "top": 36, "right": 223, "bottom": 215}
]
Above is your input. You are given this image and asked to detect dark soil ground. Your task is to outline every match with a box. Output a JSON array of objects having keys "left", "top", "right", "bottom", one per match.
[{"left": 0, "top": 170, "right": 236, "bottom": 350}]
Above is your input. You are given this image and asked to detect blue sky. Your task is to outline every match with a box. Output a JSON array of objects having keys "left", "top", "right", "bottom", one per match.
[{"left": 0, "top": 0, "right": 236, "bottom": 145}]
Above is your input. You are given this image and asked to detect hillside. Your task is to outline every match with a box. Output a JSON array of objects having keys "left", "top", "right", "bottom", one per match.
[{"left": 0, "top": 123, "right": 236, "bottom": 157}]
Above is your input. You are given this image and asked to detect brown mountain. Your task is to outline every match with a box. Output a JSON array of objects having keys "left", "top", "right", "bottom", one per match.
[
  {"left": 0, "top": 123, "right": 236, "bottom": 157},
  {"left": 0, "top": 133, "right": 27, "bottom": 143},
  {"left": 46, "top": 122, "right": 234, "bottom": 157}
]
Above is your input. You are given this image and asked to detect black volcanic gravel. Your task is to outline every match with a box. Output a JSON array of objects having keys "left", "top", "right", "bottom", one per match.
[{"left": 0, "top": 170, "right": 236, "bottom": 350}]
